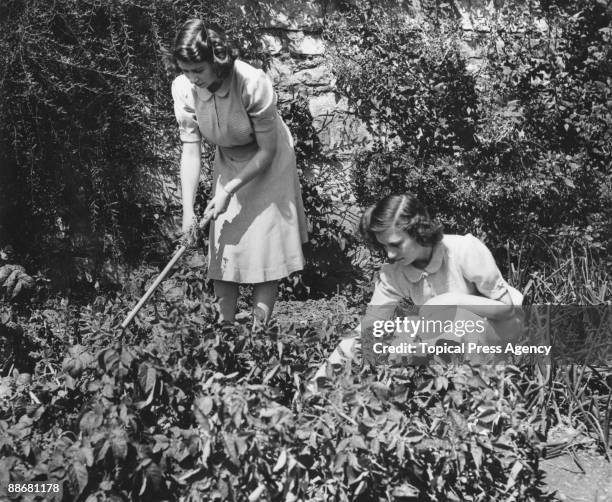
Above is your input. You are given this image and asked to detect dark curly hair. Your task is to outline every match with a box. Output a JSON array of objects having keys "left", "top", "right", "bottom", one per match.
[
  {"left": 359, "top": 194, "right": 444, "bottom": 251},
  {"left": 163, "top": 20, "right": 239, "bottom": 79}
]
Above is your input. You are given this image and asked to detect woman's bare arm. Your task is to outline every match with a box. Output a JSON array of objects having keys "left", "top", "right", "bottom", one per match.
[
  {"left": 423, "top": 291, "right": 515, "bottom": 320},
  {"left": 180, "top": 141, "right": 201, "bottom": 232}
]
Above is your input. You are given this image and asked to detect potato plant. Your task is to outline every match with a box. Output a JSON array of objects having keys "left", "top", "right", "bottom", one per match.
[{"left": 0, "top": 262, "right": 550, "bottom": 501}]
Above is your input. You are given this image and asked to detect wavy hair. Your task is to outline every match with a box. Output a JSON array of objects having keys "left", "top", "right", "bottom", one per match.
[
  {"left": 163, "top": 20, "right": 238, "bottom": 78},
  {"left": 359, "top": 194, "right": 444, "bottom": 251}
]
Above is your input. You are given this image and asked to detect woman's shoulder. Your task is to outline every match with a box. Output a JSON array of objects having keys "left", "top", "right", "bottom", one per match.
[
  {"left": 442, "top": 233, "right": 482, "bottom": 249},
  {"left": 233, "top": 60, "right": 272, "bottom": 96},
  {"left": 171, "top": 74, "right": 194, "bottom": 98},
  {"left": 441, "top": 233, "right": 488, "bottom": 263},
  {"left": 233, "top": 59, "right": 266, "bottom": 82},
  {"left": 443, "top": 233, "right": 501, "bottom": 275},
  {"left": 232, "top": 60, "right": 276, "bottom": 113},
  {"left": 379, "top": 261, "right": 411, "bottom": 290},
  {"left": 371, "top": 262, "right": 410, "bottom": 304}
]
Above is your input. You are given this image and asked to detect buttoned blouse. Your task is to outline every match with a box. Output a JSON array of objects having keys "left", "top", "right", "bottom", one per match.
[
  {"left": 369, "top": 234, "right": 517, "bottom": 306},
  {"left": 172, "top": 60, "right": 278, "bottom": 148}
]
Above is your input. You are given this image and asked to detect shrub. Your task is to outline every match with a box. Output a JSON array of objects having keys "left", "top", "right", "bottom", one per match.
[
  {"left": 0, "top": 266, "right": 548, "bottom": 501},
  {"left": 326, "top": 0, "right": 612, "bottom": 272},
  {"left": 281, "top": 97, "right": 361, "bottom": 298},
  {"left": 0, "top": 0, "right": 360, "bottom": 295},
  {"left": 0, "top": 0, "right": 178, "bottom": 287}
]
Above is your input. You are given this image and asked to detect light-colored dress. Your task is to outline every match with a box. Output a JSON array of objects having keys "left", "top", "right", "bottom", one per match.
[
  {"left": 367, "top": 233, "right": 524, "bottom": 344},
  {"left": 316, "top": 234, "right": 524, "bottom": 374},
  {"left": 172, "top": 60, "right": 308, "bottom": 283},
  {"left": 370, "top": 233, "right": 523, "bottom": 306}
]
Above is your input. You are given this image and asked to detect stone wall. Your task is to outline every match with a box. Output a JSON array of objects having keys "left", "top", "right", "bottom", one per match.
[{"left": 247, "top": 0, "right": 361, "bottom": 157}]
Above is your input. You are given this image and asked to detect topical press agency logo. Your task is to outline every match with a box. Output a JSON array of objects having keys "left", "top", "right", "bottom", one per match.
[
  {"left": 361, "top": 305, "right": 612, "bottom": 366},
  {"left": 360, "top": 305, "right": 563, "bottom": 365}
]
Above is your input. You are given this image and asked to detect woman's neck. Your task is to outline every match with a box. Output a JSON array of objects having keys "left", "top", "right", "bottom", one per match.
[
  {"left": 207, "top": 79, "right": 224, "bottom": 93},
  {"left": 412, "top": 245, "right": 434, "bottom": 270}
]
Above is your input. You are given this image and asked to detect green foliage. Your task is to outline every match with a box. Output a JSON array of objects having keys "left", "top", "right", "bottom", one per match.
[
  {"left": 330, "top": 16, "right": 478, "bottom": 159},
  {"left": 0, "top": 0, "right": 362, "bottom": 295},
  {"left": 2, "top": 248, "right": 610, "bottom": 500},
  {"left": 1, "top": 0, "right": 174, "bottom": 285},
  {"left": 327, "top": 0, "right": 612, "bottom": 270},
  {"left": 0, "top": 0, "right": 266, "bottom": 288},
  {"left": 281, "top": 97, "right": 361, "bottom": 298},
  {"left": 473, "top": 0, "right": 612, "bottom": 257},
  {"left": 0, "top": 266, "right": 35, "bottom": 301},
  {"left": 0, "top": 266, "right": 552, "bottom": 501}
]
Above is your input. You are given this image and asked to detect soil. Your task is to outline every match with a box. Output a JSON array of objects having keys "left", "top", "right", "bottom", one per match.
[
  {"left": 274, "top": 297, "right": 359, "bottom": 329},
  {"left": 541, "top": 450, "right": 612, "bottom": 502},
  {"left": 539, "top": 424, "right": 612, "bottom": 501}
]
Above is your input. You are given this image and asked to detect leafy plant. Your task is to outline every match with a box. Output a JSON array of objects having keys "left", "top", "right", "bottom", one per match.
[
  {"left": 0, "top": 0, "right": 266, "bottom": 290},
  {"left": 281, "top": 96, "right": 361, "bottom": 298},
  {"left": 0, "top": 260, "right": 554, "bottom": 501},
  {"left": 325, "top": 0, "right": 612, "bottom": 273}
]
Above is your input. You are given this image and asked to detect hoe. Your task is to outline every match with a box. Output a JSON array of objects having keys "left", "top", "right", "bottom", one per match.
[{"left": 120, "top": 213, "right": 213, "bottom": 329}]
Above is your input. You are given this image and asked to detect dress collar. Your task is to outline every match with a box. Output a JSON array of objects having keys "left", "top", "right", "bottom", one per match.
[
  {"left": 403, "top": 240, "right": 446, "bottom": 282},
  {"left": 194, "top": 73, "right": 232, "bottom": 101}
]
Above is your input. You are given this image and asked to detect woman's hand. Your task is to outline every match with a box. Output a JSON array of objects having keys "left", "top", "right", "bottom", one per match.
[
  {"left": 205, "top": 189, "right": 232, "bottom": 220},
  {"left": 180, "top": 209, "right": 198, "bottom": 246}
]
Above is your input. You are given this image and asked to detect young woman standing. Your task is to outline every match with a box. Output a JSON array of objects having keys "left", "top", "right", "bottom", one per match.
[{"left": 168, "top": 20, "right": 308, "bottom": 324}]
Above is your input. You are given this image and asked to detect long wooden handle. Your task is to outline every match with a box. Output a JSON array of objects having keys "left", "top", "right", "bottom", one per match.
[{"left": 120, "top": 213, "right": 213, "bottom": 330}]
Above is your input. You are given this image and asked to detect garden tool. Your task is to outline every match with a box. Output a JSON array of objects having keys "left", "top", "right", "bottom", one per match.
[{"left": 121, "top": 212, "right": 213, "bottom": 329}]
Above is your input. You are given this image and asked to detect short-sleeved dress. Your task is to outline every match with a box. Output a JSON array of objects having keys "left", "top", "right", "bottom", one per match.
[
  {"left": 316, "top": 234, "right": 524, "bottom": 375},
  {"left": 367, "top": 233, "right": 524, "bottom": 344},
  {"left": 370, "top": 233, "right": 522, "bottom": 306},
  {"left": 172, "top": 60, "right": 308, "bottom": 283}
]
